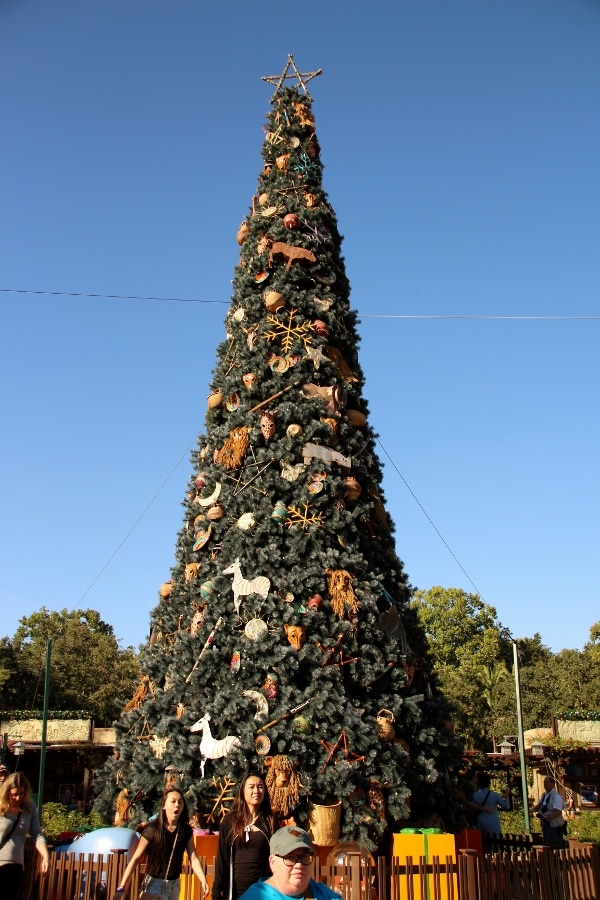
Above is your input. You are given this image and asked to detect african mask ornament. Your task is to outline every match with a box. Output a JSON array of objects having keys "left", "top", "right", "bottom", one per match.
[
  {"left": 260, "top": 411, "right": 276, "bottom": 441},
  {"left": 284, "top": 623, "right": 307, "bottom": 651}
]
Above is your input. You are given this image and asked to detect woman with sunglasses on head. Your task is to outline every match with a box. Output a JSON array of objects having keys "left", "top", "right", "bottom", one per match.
[
  {"left": 213, "top": 773, "right": 279, "bottom": 900},
  {"left": 115, "top": 788, "right": 209, "bottom": 899},
  {"left": 0, "top": 772, "right": 49, "bottom": 900}
]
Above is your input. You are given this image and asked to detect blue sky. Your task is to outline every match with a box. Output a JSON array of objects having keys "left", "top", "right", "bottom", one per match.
[{"left": 1, "top": 0, "right": 598, "bottom": 658}]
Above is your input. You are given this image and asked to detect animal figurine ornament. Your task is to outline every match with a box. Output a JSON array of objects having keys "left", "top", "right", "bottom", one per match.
[
  {"left": 302, "top": 441, "right": 351, "bottom": 470},
  {"left": 300, "top": 383, "right": 347, "bottom": 415},
  {"left": 222, "top": 558, "right": 271, "bottom": 614},
  {"left": 268, "top": 241, "right": 317, "bottom": 270},
  {"left": 190, "top": 713, "right": 242, "bottom": 779}
]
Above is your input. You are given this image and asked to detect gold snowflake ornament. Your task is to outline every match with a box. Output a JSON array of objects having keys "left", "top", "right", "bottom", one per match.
[
  {"left": 265, "top": 308, "right": 314, "bottom": 354},
  {"left": 286, "top": 502, "right": 326, "bottom": 530}
]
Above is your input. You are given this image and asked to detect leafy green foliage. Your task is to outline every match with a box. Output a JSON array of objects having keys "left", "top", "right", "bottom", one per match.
[
  {"left": 40, "top": 802, "right": 107, "bottom": 842},
  {"left": 0, "top": 608, "right": 139, "bottom": 725},
  {"left": 412, "top": 587, "right": 600, "bottom": 752}
]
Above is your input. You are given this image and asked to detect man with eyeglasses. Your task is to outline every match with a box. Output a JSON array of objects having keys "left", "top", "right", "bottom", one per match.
[{"left": 239, "top": 826, "right": 340, "bottom": 900}]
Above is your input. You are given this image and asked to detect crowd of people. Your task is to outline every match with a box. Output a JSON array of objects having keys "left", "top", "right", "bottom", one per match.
[
  {"left": 0, "top": 761, "right": 571, "bottom": 900},
  {"left": 112, "top": 771, "right": 337, "bottom": 900}
]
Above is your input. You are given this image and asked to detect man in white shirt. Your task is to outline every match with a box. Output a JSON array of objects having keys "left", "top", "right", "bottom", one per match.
[{"left": 533, "top": 777, "right": 565, "bottom": 845}]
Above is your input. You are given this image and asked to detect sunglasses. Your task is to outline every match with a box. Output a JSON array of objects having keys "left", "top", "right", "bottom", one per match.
[{"left": 277, "top": 854, "right": 314, "bottom": 867}]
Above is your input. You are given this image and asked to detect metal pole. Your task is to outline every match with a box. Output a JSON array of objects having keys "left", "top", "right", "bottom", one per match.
[
  {"left": 513, "top": 639, "right": 531, "bottom": 833},
  {"left": 37, "top": 639, "right": 52, "bottom": 818}
]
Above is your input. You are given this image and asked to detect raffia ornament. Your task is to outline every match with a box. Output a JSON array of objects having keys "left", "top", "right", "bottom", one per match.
[
  {"left": 215, "top": 426, "right": 250, "bottom": 469},
  {"left": 326, "top": 568, "right": 360, "bottom": 618},
  {"left": 124, "top": 675, "right": 155, "bottom": 713},
  {"left": 265, "top": 755, "right": 303, "bottom": 817}
]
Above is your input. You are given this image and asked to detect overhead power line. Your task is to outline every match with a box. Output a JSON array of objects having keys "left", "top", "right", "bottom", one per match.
[{"left": 2, "top": 287, "right": 599, "bottom": 319}]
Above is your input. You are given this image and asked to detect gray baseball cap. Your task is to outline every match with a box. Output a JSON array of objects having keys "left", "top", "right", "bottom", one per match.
[{"left": 269, "top": 826, "right": 313, "bottom": 856}]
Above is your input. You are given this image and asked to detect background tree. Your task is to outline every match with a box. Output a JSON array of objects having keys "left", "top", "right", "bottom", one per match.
[
  {"left": 0, "top": 607, "right": 139, "bottom": 725},
  {"left": 411, "top": 587, "right": 512, "bottom": 750},
  {"left": 95, "top": 70, "right": 463, "bottom": 847}
]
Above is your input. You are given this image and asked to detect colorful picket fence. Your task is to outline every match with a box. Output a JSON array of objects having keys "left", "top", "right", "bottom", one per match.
[{"left": 18, "top": 842, "right": 600, "bottom": 900}]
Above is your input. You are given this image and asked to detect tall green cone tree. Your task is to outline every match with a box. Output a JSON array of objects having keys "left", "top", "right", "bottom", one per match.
[{"left": 97, "top": 66, "right": 462, "bottom": 847}]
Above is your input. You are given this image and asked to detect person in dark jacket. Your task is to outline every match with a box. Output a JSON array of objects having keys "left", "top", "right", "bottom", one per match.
[{"left": 213, "top": 773, "right": 279, "bottom": 900}]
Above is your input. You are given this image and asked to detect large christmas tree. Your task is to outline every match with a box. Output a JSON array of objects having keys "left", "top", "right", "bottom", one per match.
[{"left": 97, "top": 57, "right": 462, "bottom": 848}]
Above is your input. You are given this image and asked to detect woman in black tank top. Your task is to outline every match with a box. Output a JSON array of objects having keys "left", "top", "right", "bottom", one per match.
[{"left": 213, "top": 773, "right": 279, "bottom": 900}]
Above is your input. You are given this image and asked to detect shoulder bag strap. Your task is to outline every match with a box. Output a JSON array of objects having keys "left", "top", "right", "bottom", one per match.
[{"left": 0, "top": 811, "right": 22, "bottom": 850}]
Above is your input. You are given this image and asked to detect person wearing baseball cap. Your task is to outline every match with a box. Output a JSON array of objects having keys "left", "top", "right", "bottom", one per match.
[
  {"left": 0, "top": 766, "right": 9, "bottom": 785},
  {"left": 239, "top": 826, "right": 340, "bottom": 900}
]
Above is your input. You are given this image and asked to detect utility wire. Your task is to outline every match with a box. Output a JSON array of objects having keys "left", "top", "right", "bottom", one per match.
[
  {"left": 2, "top": 287, "right": 599, "bottom": 319},
  {"left": 26, "top": 439, "right": 195, "bottom": 705},
  {"left": 377, "top": 438, "right": 485, "bottom": 600}
]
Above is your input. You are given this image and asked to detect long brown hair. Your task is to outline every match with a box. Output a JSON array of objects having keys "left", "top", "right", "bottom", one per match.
[
  {"left": 226, "top": 772, "right": 278, "bottom": 845},
  {"left": 144, "top": 789, "right": 190, "bottom": 877},
  {"left": 0, "top": 772, "right": 34, "bottom": 816}
]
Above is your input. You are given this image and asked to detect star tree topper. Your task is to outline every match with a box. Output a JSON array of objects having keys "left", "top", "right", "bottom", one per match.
[{"left": 262, "top": 54, "right": 322, "bottom": 101}]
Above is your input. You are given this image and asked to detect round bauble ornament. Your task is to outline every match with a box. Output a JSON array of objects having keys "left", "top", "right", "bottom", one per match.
[
  {"left": 254, "top": 270, "right": 270, "bottom": 284},
  {"left": 344, "top": 476, "right": 362, "bottom": 501},
  {"left": 260, "top": 411, "right": 276, "bottom": 441},
  {"left": 346, "top": 409, "right": 367, "bottom": 428},
  {"left": 264, "top": 290, "right": 286, "bottom": 313},
  {"left": 207, "top": 390, "right": 223, "bottom": 410},
  {"left": 283, "top": 213, "right": 300, "bottom": 230},
  {"left": 193, "top": 525, "right": 212, "bottom": 551},
  {"left": 243, "top": 372, "right": 258, "bottom": 389},
  {"left": 258, "top": 193, "right": 270, "bottom": 206},
  {"left": 206, "top": 503, "right": 225, "bottom": 522},
  {"left": 199, "top": 580, "right": 215, "bottom": 600},
  {"left": 263, "top": 162, "right": 273, "bottom": 176},
  {"left": 313, "top": 319, "right": 329, "bottom": 338},
  {"left": 271, "top": 499, "right": 287, "bottom": 521},
  {"left": 316, "top": 272, "right": 336, "bottom": 286},
  {"left": 349, "top": 789, "right": 367, "bottom": 808},
  {"left": 307, "top": 480, "right": 323, "bottom": 495},
  {"left": 292, "top": 715, "right": 311, "bottom": 734},
  {"left": 226, "top": 393, "right": 240, "bottom": 412},
  {"left": 307, "top": 594, "right": 324, "bottom": 612},
  {"left": 286, "top": 423, "right": 303, "bottom": 439},
  {"left": 245, "top": 618, "right": 268, "bottom": 641},
  {"left": 236, "top": 222, "right": 250, "bottom": 245},
  {"left": 195, "top": 472, "right": 208, "bottom": 489},
  {"left": 263, "top": 672, "right": 279, "bottom": 699},
  {"left": 289, "top": 136, "right": 300, "bottom": 149},
  {"left": 159, "top": 581, "right": 173, "bottom": 599},
  {"left": 255, "top": 734, "right": 271, "bottom": 756},
  {"left": 231, "top": 306, "right": 246, "bottom": 322},
  {"left": 237, "top": 512, "right": 256, "bottom": 531},
  {"left": 269, "top": 356, "right": 289, "bottom": 373}
]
